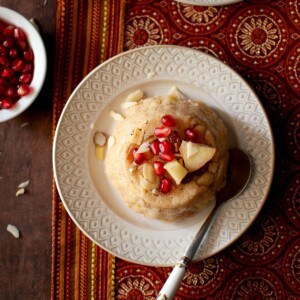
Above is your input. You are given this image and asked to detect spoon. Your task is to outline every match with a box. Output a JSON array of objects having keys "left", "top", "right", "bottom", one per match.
[{"left": 157, "top": 148, "right": 251, "bottom": 300}]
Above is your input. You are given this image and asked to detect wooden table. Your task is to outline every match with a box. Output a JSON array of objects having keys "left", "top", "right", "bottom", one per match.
[{"left": 0, "top": 1, "right": 54, "bottom": 298}]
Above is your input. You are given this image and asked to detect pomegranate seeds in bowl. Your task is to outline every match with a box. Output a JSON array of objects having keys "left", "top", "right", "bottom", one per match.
[{"left": 0, "top": 20, "right": 34, "bottom": 109}]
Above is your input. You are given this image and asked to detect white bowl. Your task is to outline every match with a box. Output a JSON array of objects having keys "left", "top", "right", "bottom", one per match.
[{"left": 0, "top": 7, "right": 47, "bottom": 122}]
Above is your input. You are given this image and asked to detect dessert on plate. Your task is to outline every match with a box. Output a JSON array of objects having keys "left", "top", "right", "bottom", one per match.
[{"left": 104, "top": 88, "right": 229, "bottom": 221}]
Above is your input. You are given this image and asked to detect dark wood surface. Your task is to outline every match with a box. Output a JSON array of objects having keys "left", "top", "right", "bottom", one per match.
[{"left": 0, "top": 1, "right": 55, "bottom": 299}]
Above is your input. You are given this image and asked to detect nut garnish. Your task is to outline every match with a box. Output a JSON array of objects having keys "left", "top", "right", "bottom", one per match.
[
  {"left": 16, "top": 188, "right": 25, "bottom": 197},
  {"left": 126, "top": 89, "right": 144, "bottom": 102},
  {"left": 110, "top": 110, "right": 124, "bottom": 121},
  {"left": 7, "top": 224, "right": 20, "bottom": 238},
  {"left": 93, "top": 132, "right": 107, "bottom": 147}
]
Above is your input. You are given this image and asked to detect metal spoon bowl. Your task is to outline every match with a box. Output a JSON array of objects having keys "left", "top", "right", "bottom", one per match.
[{"left": 157, "top": 148, "right": 251, "bottom": 300}]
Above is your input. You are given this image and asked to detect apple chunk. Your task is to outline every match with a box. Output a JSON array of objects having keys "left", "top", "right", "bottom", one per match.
[
  {"left": 164, "top": 160, "right": 188, "bottom": 185},
  {"left": 179, "top": 141, "right": 216, "bottom": 172}
]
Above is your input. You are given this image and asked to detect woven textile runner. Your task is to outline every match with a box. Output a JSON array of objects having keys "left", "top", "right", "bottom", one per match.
[
  {"left": 51, "top": 1, "right": 125, "bottom": 299},
  {"left": 114, "top": 0, "right": 300, "bottom": 299}
]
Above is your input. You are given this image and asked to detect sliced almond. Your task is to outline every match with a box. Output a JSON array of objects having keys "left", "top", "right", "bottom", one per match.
[
  {"left": 107, "top": 136, "right": 116, "bottom": 150},
  {"left": 7, "top": 224, "right": 20, "bottom": 238},
  {"left": 110, "top": 110, "right": 124, "bottom": 121},
  {"left": 121, "top": 101, "right": 138, "bottom": 109},
  {"left": 93, "top": 132, "right": 107, "bottom": 147},
  {"left": 16, "top": 188, "right": 25, "bottom": 197},
  {"left": 126, "top": 89, "right": 143, "bottom": 102},
  {"left": 137, "top": 142, "right": 150, "bottom": 153},
  {"left": 167, "top": 86, "right": 185, "bottom": 101},
  {"left": 18, "top": 180, "right": 30, "bottom": 189}
]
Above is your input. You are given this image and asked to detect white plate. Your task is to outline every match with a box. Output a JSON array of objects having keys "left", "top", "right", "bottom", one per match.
[
  {"left": 175, "top": 0, "right": 242, "bottom": 6},
  {"left": 0, "top": 7, "right": 47, "bottom": 122},
  {"left": 53, "top": 45, "right": 274, "bottom": 266}
]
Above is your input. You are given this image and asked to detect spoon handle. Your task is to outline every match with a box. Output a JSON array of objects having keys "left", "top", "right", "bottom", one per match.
[{"left": 156, "top": 204, "right": 218, "bottom": 300}]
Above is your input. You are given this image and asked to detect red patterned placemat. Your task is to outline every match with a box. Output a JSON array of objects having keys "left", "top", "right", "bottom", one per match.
[
  {"left": 115, "top": 1, "right": 300, "bottom": 299},
  {"left": 51, "top": 1, "right": 125, "bottom": 299}
]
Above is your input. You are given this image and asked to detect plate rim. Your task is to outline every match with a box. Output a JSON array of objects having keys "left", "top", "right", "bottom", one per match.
[{"left": 53, "top": 45, "right": 275, "bottom": 266}]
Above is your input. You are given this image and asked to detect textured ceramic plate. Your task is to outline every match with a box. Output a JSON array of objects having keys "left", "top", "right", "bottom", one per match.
[
  {"left": 53, "top": 45, "right": 274, "bottom": 266},
  {"left": 175, "top": 0, "right": 242, "bottom": 6}
]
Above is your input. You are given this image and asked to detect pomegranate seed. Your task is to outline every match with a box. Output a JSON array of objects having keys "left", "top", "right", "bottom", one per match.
[
  {"left": 19, "top": 73, "right": 33, "bottom": 84},
  {"left": 185, "top": 128, "right": 198, "bottom": 142},
  {"left": 0, "top": 78, "right": 8, "bottom": 87},
  {"left": 161, "top": 115, "right": 176, "bottom": 127},
  {"left": 0, "top": 56, "right": 10, "bottom": 67},
  {"left": 14, "top": 28, "right": 26, "bottom": 41},
  {"left": 154, "top": 126, "right": 171, "bottom": 138},
  {"left": 159, "top": 140, "right": 174, "bottom": 154},
  {"left": 3, "top": 26, "right": 15, "bottom": 36},
  {"left": 133, "top": 148, "right": 146, "bottom": 165},
  {"left": 17, "top": 84, "right": 30, "bottom": 97},
  {"left": 10, "top": 76, "right": 19, "bottom": 86},
  {"left": 2, "top": 68, "right": 14, "bottom": 79},
  {"left": 3, "top": 37, "right": 14, "bottom": 48},
  {"left": 153, "top": 161, "right": 165, "bottom": 176},
  {"left": 9, "top": 48, "right": 18, "bottom": 58},
  {"left": 16, "top": 40, "right": 28, "bottom": 50},
  {"left": 12, "top": 58, "right": 25, "bottom": 72},
  {"left": 160, "top": 177, "right": 172, "bottom": 193},
  {"left": 22, "top": 63, "right": 33, "bottom": 73},
  {"left": 23, "top": 49, "right": 33, "bottom": 62},
  {"left": 159, "top": 152, "right": 174, "bottom": 162},
  {"left": 168, "top": 130, "right": 182, "bottom": 146},
  {"left": 0, "top": 45, "right": 7, "bottom": 56},
  {"left": 149, "top": 139, "right": 160, "bottom": 155},
  {"left": 1, "top": 97, "right": 14, "bottom": 109},
  {"left": 6, "top": 85, "right": 18, "bottom": 99}
]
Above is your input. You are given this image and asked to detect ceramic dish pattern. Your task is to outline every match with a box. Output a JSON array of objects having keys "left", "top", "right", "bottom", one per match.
[
  {"left": 53, "top": 45, "right": 274, "bottom": 266},
  {"left": 174, "top": 0, "right": 242, "bottom": 6}
]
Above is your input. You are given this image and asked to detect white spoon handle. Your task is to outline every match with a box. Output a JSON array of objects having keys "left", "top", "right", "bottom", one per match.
[{"left": 156, "top": 263, "right": 187, "bottom": 300}]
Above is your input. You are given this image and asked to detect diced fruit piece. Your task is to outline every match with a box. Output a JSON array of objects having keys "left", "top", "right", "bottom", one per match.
[
  {"left": 179, "top": 141, "right": 216, "bottom": 172},
  {"left": 110, "top": 110, "right": 124, "bottom": 121},
  {"left": 160, "top": 177, "right": 172, "bottom": 193},
  {"left": 153, "top": 161, "right": 165, "bottom": 176},
  {"left": 126, "top": 89, "right": 143, "bottom": 102},
  {"left": 133, "top": 148, "right": 146, "bottom": 165},
  {"left": 93, "top": 131, "right": 107, "bottom": 146},
  {"left": 196, "top": 172, "right": 214, "bottom": 186},
  {"left": 17, "top": 84, "right": 30, "bottom": 97},
  {"left": 164, "top": 160, "right": 188, "bottom": 185},
  {"left": 187, "top": 141, "right": 200, "bottom": 158},
  {"left": 1, "top": 98, "right": 13, "bottom": 109},
  {"left": 154, "top": 126, "right": 171, "bottom": 138},
  {"left": 142, "top": 163, "right": 156, "bottom": 183},
  {"left": 149, "top": 139, "right": 160, "bottom": 155},
  {"left": 185, "top": 128, "right": 198, "bottom": 142},
  {"left": 130, "top": 128, "right": 144, "bottom": 145},
  {"left": 159, "top": 140, "right": 174, "bottom": 154},
  {"left": 159, "top": 152, "right": 174, "bottom": 162},
  {"left": 95, "top": 145, "right": 106, "bottom": 160},
  {"left": 161, "top": 115, "right": 176, "bottom": 127}
]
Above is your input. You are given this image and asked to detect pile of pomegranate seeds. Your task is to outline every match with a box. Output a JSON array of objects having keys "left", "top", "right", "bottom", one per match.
[
  {"left": 0, "top": 21, "right": 34, "bottom": 109},
  {"left": 129, "top": 114, "right": 206, "bottom": 194}
]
